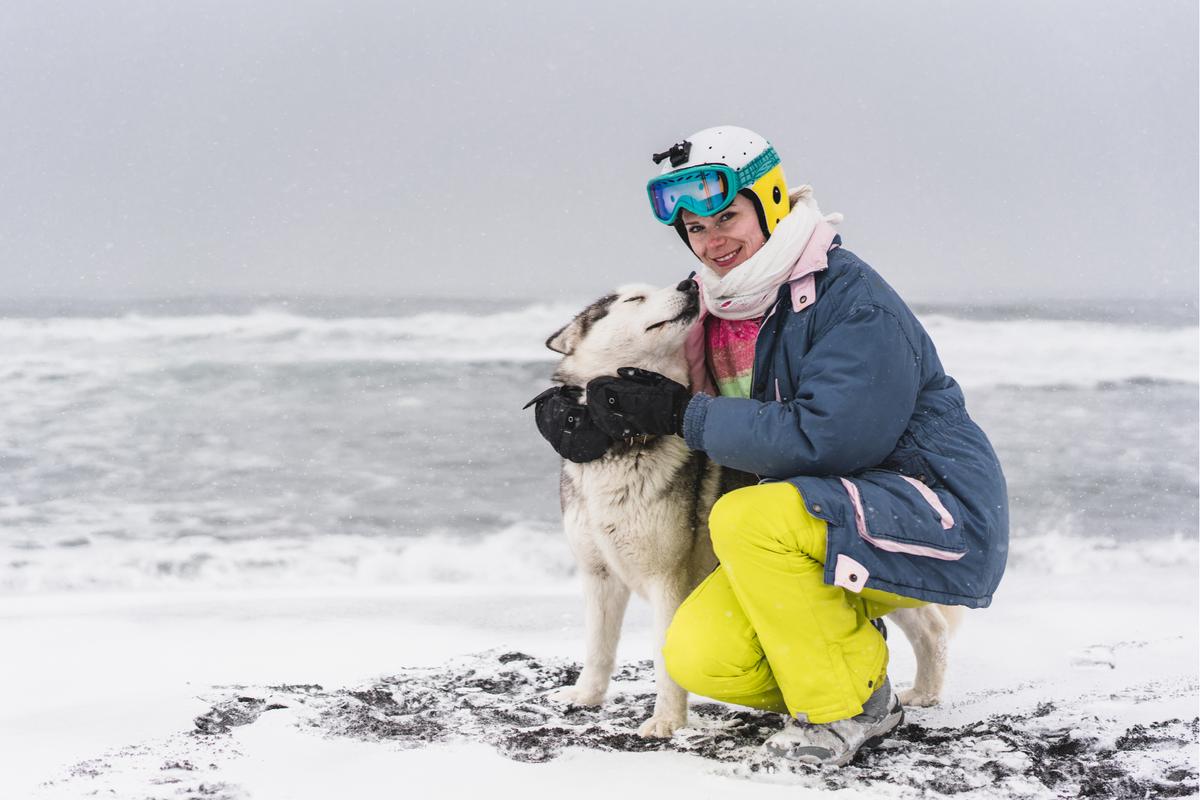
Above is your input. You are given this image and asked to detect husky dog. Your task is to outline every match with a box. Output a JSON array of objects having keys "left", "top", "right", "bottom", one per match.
[
  {"left": 542, "top": 280, "right": 749, "bottom": 737},
  {"left": 543, "top": 280, "right": 958, "bottom": 738}
]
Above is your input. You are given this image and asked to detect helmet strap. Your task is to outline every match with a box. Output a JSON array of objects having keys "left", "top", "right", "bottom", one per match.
[
  {"left": 741, "top": 189, "right": 772, "bottom": 240},
  {"left": 672, "top": 219, "right": 694, "bottom": 253}
]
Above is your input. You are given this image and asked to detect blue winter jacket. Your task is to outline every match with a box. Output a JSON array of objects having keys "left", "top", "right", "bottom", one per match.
[{"left": 681, "top": 240, "right": 1009, "bottom": 608}]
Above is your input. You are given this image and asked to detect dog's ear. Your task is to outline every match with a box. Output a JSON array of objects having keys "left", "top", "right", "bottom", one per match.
[
  {"left": 546, "top": 293, "right": 618, "bottom": 355},
  {"left": 545, "top": 320, "right": 581, "bottom": 355}
]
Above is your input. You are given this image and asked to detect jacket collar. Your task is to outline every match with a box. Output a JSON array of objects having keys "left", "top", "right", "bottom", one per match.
[{"left": 786, "top": 221, "right": 839, "bottom": 312}]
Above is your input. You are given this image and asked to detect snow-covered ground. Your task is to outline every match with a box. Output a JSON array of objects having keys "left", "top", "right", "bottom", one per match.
[{"left": 4, "top": 549, "right": 1197, "bottom": 799}]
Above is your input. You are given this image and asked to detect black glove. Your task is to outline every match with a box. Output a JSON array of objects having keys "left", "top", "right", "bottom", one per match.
[
  {"left": 523, "top": 385, "right": 613, "bottom": 463},
  {"left": 585, "top": 367, "right": 691, "bottom": 439}
]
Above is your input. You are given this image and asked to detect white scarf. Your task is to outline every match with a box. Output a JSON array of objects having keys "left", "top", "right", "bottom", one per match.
[{"left": 699, "top": 185, "right": 843, "bottom": 320}]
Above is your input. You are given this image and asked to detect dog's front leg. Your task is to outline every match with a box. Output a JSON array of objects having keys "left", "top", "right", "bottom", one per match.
[
  {"left": 549, "top": 567, "right": 630, "bottom": 707},
  {"left": 636, "top": 575, "right": 690, "bottom": 738}
]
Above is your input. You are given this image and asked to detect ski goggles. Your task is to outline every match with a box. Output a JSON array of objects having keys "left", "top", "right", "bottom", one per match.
[{"left": 646, "top": 147, "right": 781, "bottom": 225}]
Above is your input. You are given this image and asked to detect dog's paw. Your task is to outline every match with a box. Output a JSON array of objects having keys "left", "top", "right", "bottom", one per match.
[
  {"left": 898, "top": 688, "right": 940, "bottom": 707},
  {"left": 546, "top": 684, "right": 605, "bottom": 707},
  {"left": 636, "top": 714, "right": 685, "bottom": 739}
]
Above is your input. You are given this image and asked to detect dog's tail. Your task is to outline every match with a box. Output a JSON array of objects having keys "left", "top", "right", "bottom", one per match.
[{"left": 935, "top": 604, "right": 965, "bottom": 637}]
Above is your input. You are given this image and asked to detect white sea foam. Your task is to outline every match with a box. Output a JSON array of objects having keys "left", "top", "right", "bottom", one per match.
[
  {"left": 2, "top": 519, "right": 1193, "bottom": 595},
  {"left": 0, "top": 521, "right": 578, "bottom": 595},
  {"left": 919, "top": 314, "right": 1198, "bottom": 389},
  {"left": 0, "top": 306, "right": 1194, "bottom": 388},
  {"left": 1003, "top": 531, "right": 1200, "bottom": 575},
  {"left": 0, "top": 305, "right": 577, "bottom": 368}
]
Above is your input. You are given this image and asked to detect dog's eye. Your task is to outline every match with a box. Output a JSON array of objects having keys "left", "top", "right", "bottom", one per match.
[{"left": 623, "top": 296, "right": 646, "bottom": 303}]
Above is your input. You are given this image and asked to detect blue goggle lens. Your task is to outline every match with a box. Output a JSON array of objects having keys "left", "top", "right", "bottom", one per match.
[{"left": 648, "top": 168, "right": 733, "bottom": 224}]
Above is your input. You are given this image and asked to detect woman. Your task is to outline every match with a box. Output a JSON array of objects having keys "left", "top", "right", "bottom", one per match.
[{"left": 584, "top": 126, "right": 1009, "bottom": 767}]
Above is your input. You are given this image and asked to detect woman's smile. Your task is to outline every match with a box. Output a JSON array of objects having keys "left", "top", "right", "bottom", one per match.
[{"left": 712, "top": 247, "right": 742, "bottom": 268}]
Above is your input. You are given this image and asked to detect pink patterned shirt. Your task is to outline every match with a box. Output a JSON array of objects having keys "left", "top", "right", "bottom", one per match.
[{"left": 705, "top": 316, "right": 763, "bottom": 398}]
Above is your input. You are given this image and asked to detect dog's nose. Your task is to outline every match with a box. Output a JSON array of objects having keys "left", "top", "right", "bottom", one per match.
[{"left": 676, "top": 278, "right": 698, "bottom": 294}]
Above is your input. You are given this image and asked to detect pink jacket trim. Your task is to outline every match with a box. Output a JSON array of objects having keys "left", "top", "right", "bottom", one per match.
[
  {"left": 790, "top": 274, "right": 816, "bottom": 312},
  {"left": 834, "top": 553, "right": 869, "bottom": 593},
  {"left": 839, "top": 478, "right": 966, "bottom": 562},
  {"left": 684, "top": 310, "right": 716, "bottom": 395},
  {"left": 901, "top": 476, "right": 956, "bottom": 530}
]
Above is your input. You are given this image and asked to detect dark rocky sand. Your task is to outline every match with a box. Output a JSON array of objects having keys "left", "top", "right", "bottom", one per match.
[{"left": 38, "top": 650, "right": 1198, "bottom": 799}]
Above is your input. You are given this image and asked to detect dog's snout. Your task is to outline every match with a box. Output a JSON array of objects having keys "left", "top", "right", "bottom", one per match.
[{"left": 676, "top": 278, "right": 698, "bottom": 294}]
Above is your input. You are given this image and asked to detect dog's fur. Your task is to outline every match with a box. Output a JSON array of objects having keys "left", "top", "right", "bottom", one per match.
[{"left": 543, "top": 281, "right": 959, "bottom": 738}]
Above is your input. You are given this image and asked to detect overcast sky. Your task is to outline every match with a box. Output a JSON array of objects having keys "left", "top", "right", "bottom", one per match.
[{"left": 0, "top": 0, "right": 1196, "bottom": 305}]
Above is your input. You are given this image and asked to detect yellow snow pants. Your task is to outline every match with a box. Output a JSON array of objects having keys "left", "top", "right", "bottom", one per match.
[{"left": 662, "top": 482, "right": 926, "bottom": 724}]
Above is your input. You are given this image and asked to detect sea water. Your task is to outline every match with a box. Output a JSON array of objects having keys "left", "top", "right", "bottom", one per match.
[{"left": 1, "top": 297, "right": 1195, "bottom": 593}]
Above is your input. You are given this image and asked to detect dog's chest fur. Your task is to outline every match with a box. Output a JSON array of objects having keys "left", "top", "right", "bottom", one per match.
[{"left": 560, "top": 436, "right": 720, "bottom": 596}]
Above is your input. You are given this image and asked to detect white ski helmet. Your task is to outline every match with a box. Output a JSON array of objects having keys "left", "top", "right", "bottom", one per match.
[{"left": 647, "top": 125, "right": 790, "bottom": 238}]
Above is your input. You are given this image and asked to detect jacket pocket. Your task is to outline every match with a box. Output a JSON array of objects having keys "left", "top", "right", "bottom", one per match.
[{"left": 840, "top": 469, "right": 967, "bottom": 560}]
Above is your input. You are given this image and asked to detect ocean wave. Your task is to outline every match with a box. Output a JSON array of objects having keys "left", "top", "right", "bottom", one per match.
[
  {"left": 1003, "top": 531, "right": 1199, "bottom": 575},
  {"left": 917, "top": 314, "right": 1198, "bottom": 388},
  {"left": 0, "top": 306, "right": 1194, "bottom": 388},
  {"left": 0, "top": 522, "right": 578, "bottom": 595},
  {"left": 0, "top": 305, "right": 579, "bottom": 366},
  {"left": 1, "top": 523, "right": 1194, "bottom": 595}
]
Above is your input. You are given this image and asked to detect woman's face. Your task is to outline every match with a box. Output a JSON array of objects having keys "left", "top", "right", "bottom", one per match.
[{"left": 681, "top": 193, "right": 766, "bottom": 277}]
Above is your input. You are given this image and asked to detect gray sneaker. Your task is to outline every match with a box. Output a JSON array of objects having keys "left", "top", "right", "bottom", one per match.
[{"left": 763, "top": 678, "right": 904, "bottom": 767}]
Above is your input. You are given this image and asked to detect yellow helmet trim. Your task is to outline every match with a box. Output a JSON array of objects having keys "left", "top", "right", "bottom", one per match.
[{"left": 749, "top": 164, "right": 790, "bottom": 235}]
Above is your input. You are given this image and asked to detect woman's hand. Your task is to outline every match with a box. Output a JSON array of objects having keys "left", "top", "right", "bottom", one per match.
[{"left": 586, "top": 368, "right": 691, "bottom": 438}]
